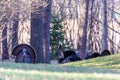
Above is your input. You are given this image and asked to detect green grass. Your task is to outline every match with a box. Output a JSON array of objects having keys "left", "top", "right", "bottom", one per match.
[
  {"left": 64, "top": 53, "right": 120, "bottom": 69},
  {"left": 0, "top": 54, "right": 120, "bottom": 80}
]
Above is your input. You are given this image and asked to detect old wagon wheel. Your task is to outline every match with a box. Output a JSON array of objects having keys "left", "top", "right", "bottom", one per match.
[{"left": 12, "top": 44, "right": 36, "bottom": 63}]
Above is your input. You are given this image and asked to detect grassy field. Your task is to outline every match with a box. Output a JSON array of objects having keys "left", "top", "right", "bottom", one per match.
[
  {"left": 0, "top": 54, "right": 120, "bottom": 80},
  {"left": 64, "top": 53, "right": 120, "bottom": 69}
]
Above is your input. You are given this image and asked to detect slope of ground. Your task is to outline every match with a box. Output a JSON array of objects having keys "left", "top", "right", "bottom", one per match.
[
  {"left": 0, "top": 54, "right": 120, "bottom": 80},
  {"left": 64, "top": 53, "right": 120, "bottom": 69}
]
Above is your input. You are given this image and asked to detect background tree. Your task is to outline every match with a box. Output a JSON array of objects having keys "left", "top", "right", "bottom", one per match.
[
  {"left": 102, "top": 0, "right": 108, "bottom": 51},
  {"left": 81, "top": 0, "right": 90, "bottom": 59},
  {"left": 30, "top": 1, "right": 44, "bottom": 63},
  {"left": 43, "top": 0, "right": 52, "bottom": 63},
  {"left": 0, "top": 0, "right": 120, "bottom": 61},
  {"left": 52, "top": 0, "right": 120, "bottom": 55},
  {"left": 0, "top": 0, "right": 11, "bottom": 59},
  {"left": 11, "top": 16, "right": 19, "bottom": 49},
  {"left": 2, "top": 25, "right": 9, "bottom": 60},
  {"left": 30, "top": 0, "right": 52, "bottom": 63},
  {"left": 11, "top": 0, "right": 20, "bottom": 49},
  {"left": 50, "top": 16, "right": 65, "bottom": 59}
]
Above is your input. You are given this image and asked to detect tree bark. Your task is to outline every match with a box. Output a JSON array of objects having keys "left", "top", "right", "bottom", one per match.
[
  {"left": 43, "top": 0, "right": 52, "bottom": 63},
  {"left": 2, "top": 25, "right": 9, "bottom": 60},
  {"left": 30, "top": 1, "right": 44, "bottom": 63},
  {"left": 81, "top": 0, "right": 90, "bottom": 59},
  {"left": 88, "top": 0, "right": 94, "bottom": 51},
  {"left": 102, "top": 0, "right": 108, "bottom": 51},
  {"left": 31, "top": 0, "right": 52, "bottom": 63},
  {"left": 12, "top": 19, "right": 19, "bottom": 49}
]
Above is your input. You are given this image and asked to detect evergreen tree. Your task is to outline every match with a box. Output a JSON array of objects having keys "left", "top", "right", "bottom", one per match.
[
  {"left": 50, "top": 16, "right": 73, "bottom": 59},
  {"left": 50, "top": 16, "right": 64, "bottom": 59}
]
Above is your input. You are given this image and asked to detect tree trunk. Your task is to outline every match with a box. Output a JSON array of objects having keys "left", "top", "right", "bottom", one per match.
[
  {"left": 88, "top": 0, "right": 94, "bottom": 51},
  {"left": 30, "top": 1, "right": 44, "bottom": 63},
  {"left": 81, "top": 0, "right": 90, "bottom": 59},
  {"left": 2, "top": 25, "right": 9, "bottom": 60},
  {"left": 12, "top": 20, "right": 19, "bottom": 49},
  {"left": 43, "top": 0, "right": 52, "bottom": 63},
  {"left": 110, "top": 0, "right": 115, "bottom": 54},
  {"left": 31, "top": 0, "right": 52, "bottom": 63},
  {"left": 102, "top": 0, "right": 108, "bottom": 51}
]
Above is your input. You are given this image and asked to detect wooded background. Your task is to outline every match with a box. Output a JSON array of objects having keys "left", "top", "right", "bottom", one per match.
[{"left": 0, "top": 0, "right": 120, "bottom": 63}]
